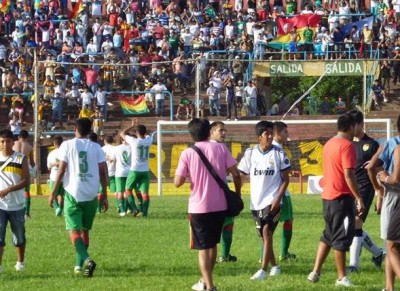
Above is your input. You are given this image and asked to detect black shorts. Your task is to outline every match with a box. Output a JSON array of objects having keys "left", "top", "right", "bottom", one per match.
[
  {"left": 387, "top": 193, "right": 400, "bottom": 242},
  {"left": 304, "top": 43, "right": 314, "bottom": 52},
  {"left": 252, "top": 204, "right": 281, "bottom": 237},
  {"left": 189, "top": 211, "right": 225, "bottom": 250},
  {"left": 321, "top": 196, "right": 355, "bottom": 251},
  {"left": 359, "top": 185, "right": 375, "bottom": 222}
]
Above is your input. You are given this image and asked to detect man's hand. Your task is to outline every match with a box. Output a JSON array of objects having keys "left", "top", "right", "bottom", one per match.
[
  {"left": 101, "top": 197, "right": 109, "bottom": 213},
  {"left": 270, "top": 197, "right": 281, "bottom": 214},
  {"left": 0, "top": 188, "right": 10, "bottom": 198},
  {"left": 48, "top": 193, "right": 55, "bottom": 208},
  {"left": 131, "top": 118, "right": 137, "bottom": 126},
  {"left": 356, "top": 198, "right": 365, "bottom": 217}
]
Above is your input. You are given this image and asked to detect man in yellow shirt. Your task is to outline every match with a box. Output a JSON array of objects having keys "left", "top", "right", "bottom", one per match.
[{"left": 79, "top": 104, "right": 93, "bottom": 119}]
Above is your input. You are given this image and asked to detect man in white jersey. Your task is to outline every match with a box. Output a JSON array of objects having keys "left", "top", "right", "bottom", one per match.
[
  {"left": 120, "top": 118, "right": 153, "bottom": 217},
  {"left": 238, "top": 121, "right": 290, "bottom": 281},
  {"left": 113, "top": 135, "right": 132, "bottom": 216},
  {"left": 0, "top": 129, "right": 29, "bottom": 273},
  {"left": 273, "top": 121, "right": 296, "bottom": 261},
  {"left": 102, "top": 136, "right": 116, "bottom": 212},
  {"left": 48, "top": 118, "right": 108, "bottom": 277},
  {"left": 47, "top": 136, "right": 64, "bottom": 217}
]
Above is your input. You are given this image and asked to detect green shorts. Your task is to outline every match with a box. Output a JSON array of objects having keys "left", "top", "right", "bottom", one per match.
[
  {"left": 280, "top": 195, "right": 294, "bottom": 222},
  {"left": 109, "top": 176, "right": 116, "bottom": 193},
  {"left": 115, "top": 177, "right": 127, "bottom": 193},
  {"left": 49, "top": 180, "right": 65, "bottom": 196},
  {"left": 64, "top": 192, "right": 97, "bottom": 231},
  {"left": 99, "top": 176, "right": 116, "bottom": 195},
  {"left": 223, "top": 216, "right": 235, "bottom": 227},
  {"left": 126, "top": 171, "right": 150, "bottom": 193}
]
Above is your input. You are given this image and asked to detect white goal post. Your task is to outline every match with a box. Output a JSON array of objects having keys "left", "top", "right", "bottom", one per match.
[{"left": 156, "top": 118, "right": 392, "bottom": 196}]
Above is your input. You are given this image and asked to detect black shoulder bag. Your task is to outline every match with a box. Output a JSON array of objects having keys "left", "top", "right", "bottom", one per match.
[{"left": 191, "top": 145, "right": 244, "bottom": 217}]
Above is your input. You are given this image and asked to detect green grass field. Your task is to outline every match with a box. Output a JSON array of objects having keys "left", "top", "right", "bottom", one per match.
[{"left": 0, "top": 195, "right": 386, "bottom": 291}]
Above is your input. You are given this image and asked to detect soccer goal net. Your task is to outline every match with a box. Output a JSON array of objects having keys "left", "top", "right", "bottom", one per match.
[{"left": 154, "top": 118, "right": 391, "bottom": 196}]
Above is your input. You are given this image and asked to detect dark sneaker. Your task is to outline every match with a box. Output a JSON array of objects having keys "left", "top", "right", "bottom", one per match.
[
  {"left": 83, "top": 258, "right": 96, "bottom": 277},
  {"left": 219, "top": 254, "right": 237, "bottom": 262},
  {"left": 279, "top": 253, "right": 297, "bottom": 261},
  {"left": 346, "top": 266, "right": 359, "bottom": 273},
  {"left": 372, "top": 251, "right": 384, "bottom": 268}
]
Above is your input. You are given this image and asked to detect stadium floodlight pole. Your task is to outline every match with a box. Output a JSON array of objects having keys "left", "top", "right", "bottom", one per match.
[
  {"left": 33, "top": 48, "right": 41, "bottom": 195},
  {"left": 363, "top": 60, "right": 367, "bottom": 115},
  {"left": 157, "top": 120, "right": 162, "bottom": 195},
  {"left": 195, "top": 58, "right": 200, "bottom": 118}
]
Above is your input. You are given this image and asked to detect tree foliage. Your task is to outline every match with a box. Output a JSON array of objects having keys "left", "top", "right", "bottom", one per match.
[{"left": 270, "top": 76, "right": 363, "bottom": 114}]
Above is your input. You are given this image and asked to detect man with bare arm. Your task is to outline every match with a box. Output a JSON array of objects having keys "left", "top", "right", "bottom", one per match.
[{"left": 13, "top": 130, "right": 35, "bottom": 218}]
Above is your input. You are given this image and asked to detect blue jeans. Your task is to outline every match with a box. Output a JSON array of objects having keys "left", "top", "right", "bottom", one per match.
[
  {"left": 209, "top": 98, "right": 220, "bottom": 116},
  {"left": 0, "top": 208, "right": 26, "bottom": 247},
  {"left": 156, "top": 99, "right": 164, "bottom": 116},
  {"left": 246, "top": 97, "right": 257, "bottom": 116}
]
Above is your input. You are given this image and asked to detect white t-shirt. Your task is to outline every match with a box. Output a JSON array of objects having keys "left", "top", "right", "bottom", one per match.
[
  {"left": 96, "top": 90, "right": 106, "bottom": 106},
  {"left": 58, "top": 138, "right": 106, "bottom": 202},
  {"left": 113, "top": 143, "right": 131, "bottom": 177},
  {"left": 272, "top": 140, "right": 291, "bottom": 197},
  {"left": 238, "top": 145, "right": 291, "bottom": 210},
  {"left": 81, "top": 92, "right": 94, "bottom": 107},
  {"left": 47, "top": 148, "right": 60, "bottom": 181},
  {"left": 102, "top": 143, "right": 116, "bottom": 177},
  {"left": 151, "top": 84, "right": 167, "bottom": 100},
  {"left": 0, "top": 152, "right": 25, "bottom": 211},
  {"left": 125, "top": 135, "right": 153, "bottom": 172}
]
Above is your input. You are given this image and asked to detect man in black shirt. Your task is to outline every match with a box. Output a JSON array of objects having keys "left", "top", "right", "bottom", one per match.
[{"left": 347, "top": 110, "right": 383, "bottom": 272}]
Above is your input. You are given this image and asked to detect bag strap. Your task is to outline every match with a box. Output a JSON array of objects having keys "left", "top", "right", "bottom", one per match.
[{"left": 191, "top": 145, "right": 229, "bottom": 192}]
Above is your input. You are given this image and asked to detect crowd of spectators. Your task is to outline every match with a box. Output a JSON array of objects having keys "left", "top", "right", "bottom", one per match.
[{"left": 1, "top": 0, "right": 399, "bottom": 131}]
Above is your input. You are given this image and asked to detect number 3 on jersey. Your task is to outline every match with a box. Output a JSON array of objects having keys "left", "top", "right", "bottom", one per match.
[{"left": 79, "top": 151, "right": 89, "bottom": 173}]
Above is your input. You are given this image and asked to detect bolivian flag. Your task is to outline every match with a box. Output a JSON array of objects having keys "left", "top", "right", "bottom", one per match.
[
  {"left": 0, "top": 0, "right": 11, "bottom": 13},
  {"left": 269, "top": 14, "right": 321, "bottom": 50},
  {"left": 70, "top": 0, "right": 84, "bottom": 18},
  {"left": 120, "top": 94, "right": 149, "bottom": 115}
]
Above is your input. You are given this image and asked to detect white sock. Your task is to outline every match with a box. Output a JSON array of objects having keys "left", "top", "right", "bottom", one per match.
[
  {"left": 362, "top": 230, "right": 382, "bottom": 257},
  {"left": 349, "top": 235, "right": 363, "bottom": 269}
]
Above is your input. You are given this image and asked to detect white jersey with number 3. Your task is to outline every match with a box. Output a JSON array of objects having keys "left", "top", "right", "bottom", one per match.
[
  {"left": 58, "top": 138, "right": 106, "bottom": 202},
  {"left": 125, "top": 135, "right": 153, "bottom": 172},
  {"left": 238, "top": 145, "right": 291, "bottom": 211}
]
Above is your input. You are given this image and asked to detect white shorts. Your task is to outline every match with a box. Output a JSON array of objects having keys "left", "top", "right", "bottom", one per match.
[{"left": 145, "top": 93, "right": 154, "bottom": 102}]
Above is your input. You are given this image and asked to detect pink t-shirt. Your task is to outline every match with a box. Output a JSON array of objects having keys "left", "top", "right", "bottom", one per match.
[{"left": 175, "top": 141, "right": 237, "bottom": 214}]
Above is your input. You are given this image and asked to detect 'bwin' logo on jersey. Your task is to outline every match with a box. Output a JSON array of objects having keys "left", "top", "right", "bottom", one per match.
[{"left": 254, "top": 168, "right": 275, "bottom": 176}]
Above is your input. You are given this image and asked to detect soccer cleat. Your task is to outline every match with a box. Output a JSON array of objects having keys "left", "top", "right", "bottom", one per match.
[
  {"left": 307, "top": 271, "right": 320, "bottom": 283},
  {"left": 83, "top": 258, "right": 96, "bottom": 278},
  {"left": 279, "top": 252, "right": 297, "bottom": 261},
  {"left": 14, "top": 262, "right": 25, "bottom": 271},
  {"left": 372, "top": 251, "right": 384, "bottom": 268},
  {"left": 74, "top": 266, "right": 82, "bottom": 274},
  {"left": 335, "top": 276, "right": 352, "bottom": 287},
  {"left": 218, "top": 254, "right": 237, "bottom": 263},
  {"left": 119, "top": 212, "right": 126, "bottom": 217},
  {"left": 250, "top": 269, "right": 267, "bottom": 281},
  {"left": 269, "top": 265, "right": 281, "bottom": 276},
  {"left": 126, "top": 209, "right": 132, "bottom": 215},
  {"left": 191, "top": 279, "right": 206, "bottom": 291},
  {"left": 55, "top": 207, "right": 62, "bottom": 217},
  {"left": 346, "top": 266, "right": 359, "bottom": 273}
]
